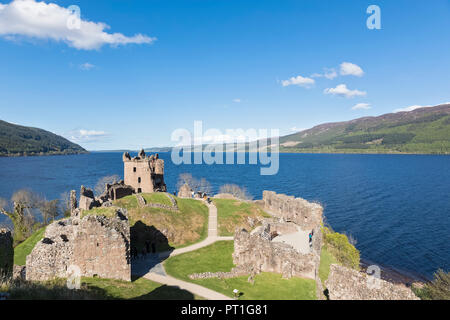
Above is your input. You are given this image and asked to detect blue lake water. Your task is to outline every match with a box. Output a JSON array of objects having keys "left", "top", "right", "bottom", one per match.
[{"left": 0, "top": 152, "right": 449, "bottom": 279}]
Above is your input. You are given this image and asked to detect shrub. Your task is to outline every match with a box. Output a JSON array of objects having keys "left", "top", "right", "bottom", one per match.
[
  {"left": 322, "top": 227, "right": 360, "bottom": 270},
  {"left": 414, "top": 269, "right": 450, "bottom": 300}
]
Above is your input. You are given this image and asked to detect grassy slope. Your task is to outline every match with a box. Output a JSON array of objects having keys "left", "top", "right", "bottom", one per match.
[
  {"left": 280, "top": 107, "right": 450, "bottom": 154},
  {"left": 113, "top": 194, "right": 209, "bottom": 250},
  {"left": 318, "top": 247, "right": 338, "bottom": 284},
  {"left": 141, "top": 193, "right": 173, "bottom": 206},
  {"left": 0, "top": 119, "right": 86, "bottom": 156},
  {"left": 213, "top": 199, "right": 270, "bottom": 236},
  {"left": 164, "top": 241, "right": 316, "bottom": 300},
  {"left": 14, "top": 227, "right": 46, "bottom": 266}
]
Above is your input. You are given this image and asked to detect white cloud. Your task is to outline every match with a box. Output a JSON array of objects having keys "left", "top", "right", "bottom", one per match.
[
  {"left": 394, "top": 105, "right": 425, "bottom": 113},
  {"left": 281, "top": 75, "right": 315, "bottom": 88},
  {"left": 393, "top": 102, "right": 450, "bottom": 113},
  {"left": 324, "top": 84, "right": 366, "bottom": 98},
  {"left": 352, "top": 103, "right": 371, "bottom": 110},
  {"left": 232, "top": 98, "right": 241, "bottom": 103},
  {"left": 289, "top": 126, "right": 306, "bottom": 132},
  {"left": 0, "top": 0, "right": 156, "bottom": 50},
  {"left": 67, "top": 129, "right": 108, "bottom": 143},
  {"left": 79, "top": 62, "right": 94, "bottom": 70},
  {"left": 340, "top": 62, "right": 364, "bottom": 77}
]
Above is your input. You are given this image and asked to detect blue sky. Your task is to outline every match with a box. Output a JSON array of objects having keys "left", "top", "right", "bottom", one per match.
[{"left": 0, "top": 0, "right": 449, "bottom": 150}]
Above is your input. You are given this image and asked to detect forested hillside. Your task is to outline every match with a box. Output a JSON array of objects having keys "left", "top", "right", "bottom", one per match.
[{"left": 0, "top": 120, "right": 87, "bottom": 156}]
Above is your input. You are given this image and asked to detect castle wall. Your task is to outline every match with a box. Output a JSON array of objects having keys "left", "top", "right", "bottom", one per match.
[
  {"left": 325, "top": 264, "right": 419, "bottom": 300},
  {"left": 124, "top": 160, "right": 154, "bottom": 193},
  {"left": 233, "top": 228, "right": 318, "bottom": 279},
  {"left": 26, "top": 210, "right": 131, "bottom": 282},
  {"left": 0, "top": 229, "right": 13, "bottom": 278},
  {"left": 262, "top": 191, "right": 323, "bottom": 231}
]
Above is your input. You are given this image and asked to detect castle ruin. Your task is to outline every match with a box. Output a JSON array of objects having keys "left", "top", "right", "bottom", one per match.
[
  {"left": 123, "top": 149, "right": 166, "bottom": 193},
  {"left": 26, "top": 208, "right": 131, "bottom": 282},
  {"left": 0, "top": 229, "right": 13, "bottom": 279}
]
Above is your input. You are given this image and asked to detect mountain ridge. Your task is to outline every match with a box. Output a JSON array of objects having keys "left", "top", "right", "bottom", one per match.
[{"left": 0, "top": 120, "right": 87, "bottom": 157}]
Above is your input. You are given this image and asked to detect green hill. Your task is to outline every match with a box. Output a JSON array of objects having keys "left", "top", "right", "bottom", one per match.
[
  {"left": 0, "top": 120, "right": 87, "bottom": 156},
  {"left": 279, "top": 104, "right": 450, "bottom": 154}
]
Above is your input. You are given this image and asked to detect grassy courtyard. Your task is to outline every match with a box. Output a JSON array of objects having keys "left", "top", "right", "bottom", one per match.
[
  {"left": 114, "top": 194, "right": 209, "bottom": 251},
  {"left": 213, "top": 199, "right": 270, "bottom": 236},
  {"left": 164, "top": 240, "right": 316, "bottom": 300}
]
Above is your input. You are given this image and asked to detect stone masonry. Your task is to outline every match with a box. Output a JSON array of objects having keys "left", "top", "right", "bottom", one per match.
[
  {"left": 325, "top": 264, "right": 419, "bottom": 300},
  {"left": 123, "top": 150, "right": 166, "bottom": 193},
  {"left": 0, "top": 229, "right": 13, "bottom": 278},
  {"left": 233, "top": 226, "right": 318, "bottom": 279},
  {"left": 26, "top": 208, "right": 131, "bottom": 282}
]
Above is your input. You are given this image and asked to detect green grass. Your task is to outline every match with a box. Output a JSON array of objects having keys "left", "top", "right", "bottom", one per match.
[
  {"left": 319, "top": 247, "right": 338, "bottom": 284},
  {"left": 114, "top": 195, "right": 209, "bottom": 250},
  {"left": 213, "top": 199, "right": 270, "bottom": 236},
  {"left": 81, "top": 207, "right": 118, "bottom": 218},
  {"left": 14, "top": 227, "right": 46, "bottom": 266},
  {"left": 164, "top": 241, "right": 316, "bottom": 300},
  {"left": 141, "top": 193, "right": 173, "bottom": 206}
]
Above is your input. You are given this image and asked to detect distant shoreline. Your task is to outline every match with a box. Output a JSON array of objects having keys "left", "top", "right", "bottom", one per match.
[{"left": 0, "top": 151, "right": 89, "bottom": 158}]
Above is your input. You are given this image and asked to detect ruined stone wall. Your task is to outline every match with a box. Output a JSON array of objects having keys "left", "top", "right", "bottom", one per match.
[
  {"left": 72, "top": 215, "right": 130, "bottom": 281},
  {"left": 0, "top": 229, "right": 13, "bottom": 278},
  {"left": 325, "top": 264, "right": 419, "bottom": 300},
  {"left": 262, "top": 191, "right": 323, "bottom": 231},
  {"left": 26, "top": 209, "right": 131, "bottom": 282},
  {"left": 233, "top": 228, "right": 318, "bottom": 279}
]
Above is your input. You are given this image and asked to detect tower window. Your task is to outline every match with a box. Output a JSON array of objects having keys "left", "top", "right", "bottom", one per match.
[
  {"left": 138, "top": 177, "right": 141, "bottom": 183},
  {"left": 133, "top": 167, "right": 136, "bottom": 172}
]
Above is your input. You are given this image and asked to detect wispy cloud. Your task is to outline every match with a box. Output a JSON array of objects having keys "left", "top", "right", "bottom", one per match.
[
  {"left": 340, "top": 62, "right": 364, "bottom": 77},
  {"left": 281, "top": 75, "right": 315, "bottom": 88},
  {"left": 0, "top": 0, "right": 156, "bottom": 50},
  {"left": 66, "top": 129, "right": 109, "bottom": 144},
  {"left": 232, "top": 98, "right": 241, "bottom": 103},
  {"left": 79, "top": 62, "right": 95, "bottom": 71},
  {"left": 311, "top": 68, "right": 337, "bottom": 80},
  {"left": 393, "top": 102, "right": 450, "bottom": 113},
  {"left": 352, "top": 103, "right": 371, "bottom": 110},
  {"left": 324, "top": 84, "right": 366, "bottom": 98}
]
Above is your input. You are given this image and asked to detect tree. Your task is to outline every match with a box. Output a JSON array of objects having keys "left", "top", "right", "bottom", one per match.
[
  {"left": 60, "top": 191, "right": 71, "bottom": 218},
  {"left": 94, "top": 175, "right": 120, "bottom": 196},
  {"left": 40, "top": 199, "right": 61, "bottom": 225},
  {"left": 197, "top": 178, "right": 212, "bottom": 195},
  {"left": 0, "top": 190, "right": 41, "bottom": 245},
  {"left": 218, "top": 184, "right": 252, "bottom": 200}
]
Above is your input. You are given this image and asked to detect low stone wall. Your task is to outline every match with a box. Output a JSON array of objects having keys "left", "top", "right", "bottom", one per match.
[
  {"left": 0, "top": 229, "right": 13, "bottom": 278},
  {"left": 189, "top": 266, "right": 252, "bottom": 280},
  {"left": 136, "top": 194, "right": 179, "bottom": 212},
  {"left": 262, "top": 191, "right": 323, "bottom": 231},
  {"left": 26, "top": 209, "right": 131, "bottom": 282},
  {"left": 325, "top": 264, "right": 419, "bottom": 300},
  {"left": 233, "top": 228, "right": 318, "bottom": 279}
]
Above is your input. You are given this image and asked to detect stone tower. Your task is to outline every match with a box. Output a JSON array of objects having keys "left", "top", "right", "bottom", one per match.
[{"left": 123, "top": 149, "right": 166, "bottom": 193}]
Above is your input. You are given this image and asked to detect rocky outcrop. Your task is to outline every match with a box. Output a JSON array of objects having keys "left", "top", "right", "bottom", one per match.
[
  {"left": 325, "top": 264, "right": 419, "bottom": 300},
  {"left": 26, "top": 209, "right": 131, "bottom": 282},
  {"left": 0, "top": 229, "right": 13, "bottom": 278}
]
